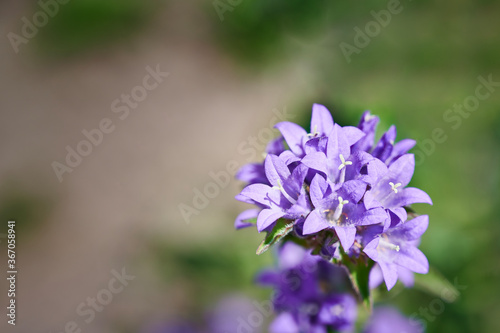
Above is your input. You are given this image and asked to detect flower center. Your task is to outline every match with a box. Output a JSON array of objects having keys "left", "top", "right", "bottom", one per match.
[
  {"left": 389, "top": 182, "right": 402, "bottom": 194},
  {"left": 323, "top": 196, "right": 349, "bottom": 226},
  {"left": 330, "top": 304, "right": 344, "bottom": 316},
  {"left": 378, "top": 237, "right": 400, "bottom": 252}
]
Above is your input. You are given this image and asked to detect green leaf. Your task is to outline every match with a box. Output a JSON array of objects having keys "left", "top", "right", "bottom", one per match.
[
  {"left": 256, "top": 219, "right": 294, "bottom": 255},
  {"left": 414, "top": 266, "right": 461, "bottom": 302},
  {"left": 341, "top": 250, "right": 374, "bottom": 310}
]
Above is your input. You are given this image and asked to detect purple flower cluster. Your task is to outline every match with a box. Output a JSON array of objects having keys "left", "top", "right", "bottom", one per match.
[
  {"left": 235, "top": 104, "right": 433, "bottom": 290},
  {"left": 258, "top": 242, "right": 358, "bottom": 332}
]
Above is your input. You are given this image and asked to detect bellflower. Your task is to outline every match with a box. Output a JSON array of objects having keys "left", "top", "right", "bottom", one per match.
[
  {"left": 364, "top": 154, "right": 432, "bottom": 228},
  {"left": 363, "top": 215, "right": 430, "bottom": 290},
  {"left": 237, "top": 154, "right": 309, "bottom": 231}
]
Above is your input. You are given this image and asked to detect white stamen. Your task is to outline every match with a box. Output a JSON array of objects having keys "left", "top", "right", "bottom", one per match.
[
  {"left": 272, "top": 179, "right": 297, "bottom": 205},
  {"left": 389, "top": 182, "right": 402, "bottom": 193},
  {"left": 338, "top": 154, "right": 352, "bottom": 171},
  {"left": 332, "top": 196, "right": 349, "bottom": 221},
  {"left": 337, "top": 154, "right": 352, "bottom": 184},
  {"left": 365, "top": 113, "right": 376, "bottom": 121},
  {"left": 307, "top": 124, "right": 319, "bottom": 138},
  {"left": 379, "top": 238, "right": 400, "bottom": 252}
]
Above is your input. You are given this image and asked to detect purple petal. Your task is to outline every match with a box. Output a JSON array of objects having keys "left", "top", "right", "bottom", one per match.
[
  {"left": 334, "top": 226, "right": 356, "bottom": 251},
  {"left": 301, "top": 151, "right": 329, "bottom": 175},
  {"left": 342, "top": 126, "right": 365, "bottom": 146},
  {"left": 379, "top": 261, "right": 398, "bottom": 290},
  {"left": 358, "top": 208, "right": 388, "bottom": 226},
  {"left": 275, "top": 122, "right": 307, "bottom": 156},
  {"left": 363, "top": 190, "right": 382, "bottom": 210},
  {"left": 265, "top": 154, "right": 291, "bottom": 188},
  {"left": 397, "top": 266, "right": 415, "bottom": 288},
  {"left": 239, "top": 184, "right": 273, "bottom": 207},
  {"left": 278, "top": 242, "right": 307, "bottom": 269},
  {"left": 266, "top": 136, "right": 286, "bottom": 155},
  {"left": 372, "top": 125, "right": 396, "bottom": 162},
  {"left": 363, "top": 157, "right": 388, "bottom": 186},
  {"left": 339, "top": 180, "right": 367, "bottom": 203},
  {"left": 303, "top": 210, "right": 330, "bottom": 235},
  {"left": 310, "top": 174, "right": 329, "bottom": 208},
  {"left": 363, "top": 238, "right": 379, "bottom": 261},
  {"left": 394, "top": 246, "right": 429, "bottom": 274},
  {"left": 369, "top": 264, "right": 384, "bottom": 289},
  {"left": 269, "top": 312, "right": 299, "bottom": 333},
  {"left": 387, "top": 187, "right": 433, "bottom": 207},
  {"left": 304, "top": 136, "right": 328, "bottom": 154},
  {"left": 234, "top": 208, "right": 260, "bottom": 230},
  {"left": 279, "top": 150, "right": 300, "bottom": 165},
  {"left": 388, "top": 207, "right": 407, "bottom": 226},
  {"left": 284, "top": 163, "right": 308, "bottom": 196},
  {"left": 236, "top": 163, "right": 268, "bottom": 185},
  {"left": 257, "top": 208, "right": 285, "bottom": 232},
  {"left": 311, "top": 103, "right": 334, "bottom": 136},
  {"left": 387, "top": 139, "right": 416, "bottom": 165},
  {"left": 388, "top": 154, "right": 415, "bottom": 188},
  {"left": 326, "top": 124, "right": 350, "bottom": 163},
  {"left": 353, "top": 111, "right": 380, "bottom": 152},
  {"left": 235, "top": 193, "right": 257, "bottom": 205},
  {"left": 389, "top": 215, "right": 429, "bottom": 241},
  {"left": 255, "top": 269, "right": 280, "bottom": 285}
]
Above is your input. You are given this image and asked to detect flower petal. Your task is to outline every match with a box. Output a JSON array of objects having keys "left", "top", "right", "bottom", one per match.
[
  {"left": 363, "top": 238, "right": 380, "bottom": 261},
  {"left": 264, "top": 154, "right": 291, "bottom": 188},
  {"left": 301, "top": 151, "right": 329, "bottom": 175},
  {"left": 387, "top": 187, "right": 433, "bottom": 207},
  {"left": 395, "top": 246, "right": 429, "bottom": 274},
  {"left": 353, "top": 111, "right": 380, "bottom": 152},
  {"left": 379, "top": 261, "right": 398, "bottom": 290},
  {"left": 369, "top": 264, "right": 384, "bottom": 289},
  {"left": 257, "top": 208, "right": 285, "bottom": 232},
  {"left": 372, "top": 125, "right": 396, "bottom": 162},
  {"left": 342, "top": 126, "right": 365, "bottom": 146},
  {"left": 234, "top": 208, "right": 260, "bottom": 230},
  {"left": 269, "top": 312, "right": 299, "bottom": 333},
  {"left": 310, "top": 174, "right": 330, "bottom": 208},
  {"left": 327, "top": 124, "right": 351, "bottom": 163},
  {"left": 303, "top": 210, "right": 330, "bottom": 235},
  {"left": 275, "top": 121, "right": 307, "bottom": 156},
  {"left": 397, "top": 266, "right": 415, "bottom": 288},
  {"left": 311, "top": 103, "right": 334, "bottom": 136},
  {"left": 239, "top": 184, "right": 273, "bottom": 207},
  {"left": 334, "top": 226, "right": 356, "bottom": 251},
  {"left": 388, "top": 154, "right": 415, "bottom": 188},
  {"left": 389, "top": 215, "right": 429, "bottom": 241},
  {"left": 279, "top": 150, "right": 300, "bottom": 165}
]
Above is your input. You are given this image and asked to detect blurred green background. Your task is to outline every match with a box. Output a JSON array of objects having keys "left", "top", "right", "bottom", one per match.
[{"left": 1, "top": 0, "right": 499, "bottom": 332}]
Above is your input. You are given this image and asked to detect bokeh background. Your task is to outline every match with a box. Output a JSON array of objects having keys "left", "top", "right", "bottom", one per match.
[{"left": 0, "top": 0, "right": 499, "bottom": 332}]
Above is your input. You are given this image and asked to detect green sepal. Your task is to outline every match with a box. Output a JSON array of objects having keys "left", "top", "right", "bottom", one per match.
[{"left": 256, "top": 219, "right": 294, "bottom": 255}]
